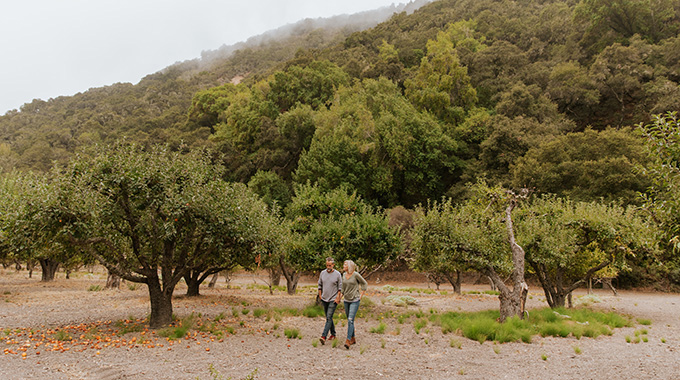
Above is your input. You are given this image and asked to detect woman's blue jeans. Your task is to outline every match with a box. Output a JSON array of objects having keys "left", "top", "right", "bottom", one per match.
[
  {"left": 344, "top": 300, "right": 360, "bottom": 340},
  {"left": 321, "top": 300, "right": 338, "bottom": 337}
]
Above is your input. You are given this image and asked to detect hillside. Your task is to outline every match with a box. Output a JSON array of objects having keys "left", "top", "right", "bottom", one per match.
[
  {"left": 0, "top": 0, "right": 678, "bottom": 208},
  {"left": 0, "top": 0, "right": 431, "bottom": 172}
]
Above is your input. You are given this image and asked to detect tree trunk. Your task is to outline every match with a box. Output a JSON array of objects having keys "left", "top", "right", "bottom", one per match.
[
  {"left": 279, "top": 257, "right": 300, "bottom": 295},
  {"left": 444, "top": 270, "right": 462, "bottom": 295},
  {"left": 492, "top": 197, "right": 529, "bottom": 322},
  {"left": 498, "top": 286, "right": 524, "bottom": 319},
  {"left": 268, "top": 266, "right": 282, "bottom": 287},
  {"left": 106, "top": 272, "right": 121, "bottom": 289},
  {"left": 427, "top": 273, "right": 444, "bottom": 290},
  {"left": 184, "top": 272, "right": 201, "bottom": 297},
  {"left": 39, "top": 258, "right": 59, "bottom": 282},
  {"left": 284, "top": 272, "right": 300, "bottom": 295},
  {"left": 528, "top": 255, "right": 611, "bottom": 309},
  {"left": 208, "top": 273, "right": 219, "bottom": 288},
  {"left": 147, "top": 278, "right": 174, "bottom": 328}
]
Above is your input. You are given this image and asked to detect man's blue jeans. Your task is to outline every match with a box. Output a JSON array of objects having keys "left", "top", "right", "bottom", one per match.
[
  {"left": 344, "top": 300, "right": 360, "bottom": 340},
  {"left": 321, "top": 300, "right": 338, "bottom": 337}
]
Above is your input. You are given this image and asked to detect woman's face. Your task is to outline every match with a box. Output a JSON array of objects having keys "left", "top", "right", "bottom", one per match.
[{"left": 343, "top": 262, "right": 348, "bottom": 272}]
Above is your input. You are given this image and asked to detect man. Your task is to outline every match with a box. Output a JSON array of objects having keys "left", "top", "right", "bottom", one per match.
[{"left": 318, "top": 257, "right": 342, "bottom": 345}]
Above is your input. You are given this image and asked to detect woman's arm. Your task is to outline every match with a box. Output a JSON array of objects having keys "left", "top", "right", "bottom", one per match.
[{"left": 356, "top": 272, "right": 368, "bottom": 298}]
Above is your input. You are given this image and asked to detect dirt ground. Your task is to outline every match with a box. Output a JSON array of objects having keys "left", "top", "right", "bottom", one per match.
[{"left": 1, "top": 268, "right": 679, "bottom": 380}]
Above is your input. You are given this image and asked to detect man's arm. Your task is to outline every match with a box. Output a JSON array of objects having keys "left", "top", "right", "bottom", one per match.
[
  {"left": 318, "top": 273, "right": 323, "bottom": 299},
  {"left": 335, "top": 272, "right": 343, "bottom": 303}
]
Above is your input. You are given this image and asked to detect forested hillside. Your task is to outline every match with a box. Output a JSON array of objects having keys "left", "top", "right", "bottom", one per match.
[
  {"left": 1, "top": 0, "right": 677, "bottom": 207},
  {"left": 0, "top": 0, "right": 428, "bottom": 172}
]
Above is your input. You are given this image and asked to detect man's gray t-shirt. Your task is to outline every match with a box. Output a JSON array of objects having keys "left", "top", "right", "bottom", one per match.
[{"left": 318, "top": 269, "right": 342, "bottom": 302}]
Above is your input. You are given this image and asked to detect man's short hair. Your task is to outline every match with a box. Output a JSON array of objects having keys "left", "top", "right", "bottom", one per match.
[{"left": 325, "top": 257, "right": 335, "bottom": 263}]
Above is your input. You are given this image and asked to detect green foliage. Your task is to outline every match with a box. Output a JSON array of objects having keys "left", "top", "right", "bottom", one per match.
[
  {"left": 295, "top": 78, "right": 462, "bottom": 207},
  {"left": 404, "top": 27, "right": 478, "bottom": 124},
  {"left": 519, "top": 195, "right": 659, "bottom": 308},
  {"left": 2, "top": 0, "right": 680, "bottom": 291},
  {"left": 3, "top": 143, "right": 283, "bottom": 327},
  {"left": 639, "top": 113, "right": 680, "bottom": 284},
  {"left": 478, "top": 115, "right": 564, "bottom": 183},
  {"left": 411, "top": 189, "right": 511, "bottom": 281},
  {"left": 268, "top": 60, "right": 350, "bottom": 112},
  {"left": 284, "top": 183, "right": 401, "bottom": 274},
  {"left": 512, "top": 128, "right": 651, "bottom": 204},
  {"left": 575, "top": 0, "right": 678, "bottom": 47}
]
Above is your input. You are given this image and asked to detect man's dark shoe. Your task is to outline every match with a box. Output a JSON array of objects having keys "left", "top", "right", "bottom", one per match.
[{"left": 319, "top": 336, "right": 326, "bottom": 345}]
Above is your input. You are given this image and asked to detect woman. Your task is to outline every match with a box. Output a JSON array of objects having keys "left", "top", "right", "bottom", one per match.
[{"left": 341, "top": 260, "right": 367, "bottom": 349}]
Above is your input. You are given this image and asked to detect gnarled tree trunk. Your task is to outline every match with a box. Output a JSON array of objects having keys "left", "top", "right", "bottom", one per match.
[
  {"left": 489, "top": 197, "right": 529, "bottom": 322},
  {"left": 184, "top": 267, "right": 227, "bottom": 297},
  {"left": 268, "top": 266, "right": 282, "bottom": 287},
  {"left": 208, "top": 273, "right": 220, "bottom": 288},
  {"left": 39, "top": 258, "right": 59, "bottom": 282},
  {"left": 279, "top": 257, "right": 300, "bottom": 295},
  {"left": 147, "top": 276, "right": 175, "bottom": 328},
  {"left": 444, "top": 270, "right": 462, "bottom": 295},
  {"left": 529, "top": 258, "right": 611, "bottom": 309},
  {"left": 106, "top": 272, "right": 121, "bottom": 289}
]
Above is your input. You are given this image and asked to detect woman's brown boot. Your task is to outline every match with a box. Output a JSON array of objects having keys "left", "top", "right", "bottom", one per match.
[
  {"left": 350, "top": 337, "right": 356, "bottom": 345},
  {"left": 344, "top": 339, "right": 351, "bottom": 349}
]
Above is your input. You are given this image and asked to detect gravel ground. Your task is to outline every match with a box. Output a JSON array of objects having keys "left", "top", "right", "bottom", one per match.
[{"left": 1, "top": 268, "right": 679, "bottom": 380}]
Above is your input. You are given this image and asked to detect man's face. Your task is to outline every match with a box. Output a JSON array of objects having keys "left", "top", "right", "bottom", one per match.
[{"left": 326, "top": 261, "right": 335, "bottom": 272}]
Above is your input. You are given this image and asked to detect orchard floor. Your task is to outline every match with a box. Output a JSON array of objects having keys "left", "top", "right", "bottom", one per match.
[{"left": 1, "top": 268, "right": 679, "bottom": 380}]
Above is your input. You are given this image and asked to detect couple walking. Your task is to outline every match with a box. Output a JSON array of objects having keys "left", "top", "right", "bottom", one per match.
[{"left": 317, "top": 257, "right": 367, "bottom": 349}]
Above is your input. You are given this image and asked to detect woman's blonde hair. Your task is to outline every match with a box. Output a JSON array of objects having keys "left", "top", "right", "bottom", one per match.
[{"left": 344, "top": 260, "right": 356, "bottom": 273}]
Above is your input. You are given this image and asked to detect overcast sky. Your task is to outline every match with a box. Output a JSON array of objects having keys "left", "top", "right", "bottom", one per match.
[{"left": 0, "top": 0, "right": 407, "bottom": 115}]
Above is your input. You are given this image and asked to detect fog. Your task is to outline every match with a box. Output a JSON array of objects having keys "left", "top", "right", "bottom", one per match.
[{"left": 0, "top": 0, "right": 429, "bottom": 115}]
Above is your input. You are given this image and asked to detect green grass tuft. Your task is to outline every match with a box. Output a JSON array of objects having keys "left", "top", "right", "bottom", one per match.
[
  {"left": 431, "top": 306, "right": 630, "bottom": 344},
  {"left": 284, "top": 327, "right": 301, "bottom": 339},
  {"left": 302, "top": 304, "right": 324, "bottom": 318},
  {"left": 370, "top": 322, "right": 387, "bottom": 334}
]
